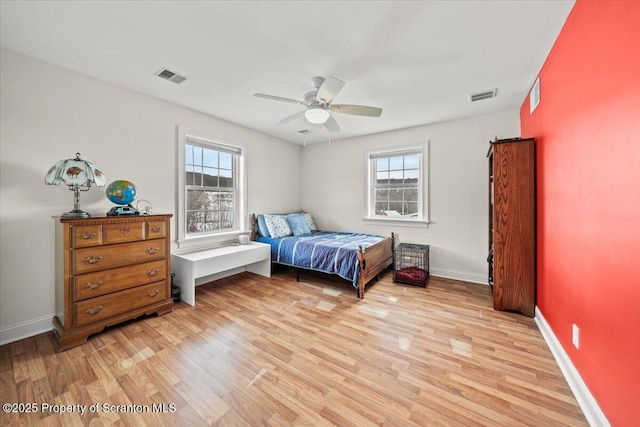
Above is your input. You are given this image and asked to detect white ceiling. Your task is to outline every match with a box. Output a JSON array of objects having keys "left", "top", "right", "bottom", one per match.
[{"left": 0, "top": 1, "right": 574, "bottom": 145}]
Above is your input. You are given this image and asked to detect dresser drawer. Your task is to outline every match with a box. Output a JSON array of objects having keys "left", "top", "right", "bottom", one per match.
[
  {"left": 74, "top": 281, "right": 167, "bottom": 327},
  {"left": 146, "top": 220, "right": 166, "bottom": 239},
  {"left": 73, "top": 260, "right": 167, "bottom": 301},
  {"left": 104, "top": 222, "right": 145, "bottom": 244},
  {"left": 73, "top": 225, "right": 103, "bottom": 248},
  {"left": 73, "top": 239, "right": 166, "bottom": 274}
]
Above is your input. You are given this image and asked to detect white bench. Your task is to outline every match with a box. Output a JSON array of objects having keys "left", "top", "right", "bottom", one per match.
[{"left": 171, "top": 241, "right": 271, "bottom": 306}]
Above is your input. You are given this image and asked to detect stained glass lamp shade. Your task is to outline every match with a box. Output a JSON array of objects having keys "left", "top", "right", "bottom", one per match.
[{"left": 44, "top": 153, "right": 106, "bottom": 218}]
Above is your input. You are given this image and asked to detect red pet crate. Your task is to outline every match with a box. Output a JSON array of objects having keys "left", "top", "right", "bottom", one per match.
[{"left": 393, "top": 243, "right": 429, "bottom": 287}]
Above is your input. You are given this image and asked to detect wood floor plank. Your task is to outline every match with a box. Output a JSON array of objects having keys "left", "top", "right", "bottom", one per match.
[{"left": 0, "top": 270, "right": 587, "bottom": 426}]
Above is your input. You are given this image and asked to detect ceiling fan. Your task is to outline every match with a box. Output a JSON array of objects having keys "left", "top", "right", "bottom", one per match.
[{"left": 253, "top": 76, "right": 382, "bottom": 133}]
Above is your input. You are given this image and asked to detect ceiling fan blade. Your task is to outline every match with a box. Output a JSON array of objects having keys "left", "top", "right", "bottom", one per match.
[
  {"left": 254, "top": 93, "right": 305, "bottom": 106},
  {"left": 324, "top": 115, "right": 341, "bottom": 133},
  {"left": 330, "top": 104, "right": 382, "bottom": 117},
  {"left": 275, "top": 110, "right": 306, "bottom": 126},
  {"left": 316, "top": 76, "right": 345, "bottom": 105}
]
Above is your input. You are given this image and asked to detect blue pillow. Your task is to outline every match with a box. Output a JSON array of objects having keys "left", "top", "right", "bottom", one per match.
[
  {"left": 257, "top": 214, "right": 270, "bottom": 237},
  {"left": 287, "top": 213, "right": 311, "bottom": 236}
]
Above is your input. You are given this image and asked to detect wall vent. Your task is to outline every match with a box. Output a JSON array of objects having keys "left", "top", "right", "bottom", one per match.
[
  {"left": 469, "top": 89, "right": 497, "bottom": 102},
  {"left": 155, "top": 68, "right": 187, "bottom": 84}
]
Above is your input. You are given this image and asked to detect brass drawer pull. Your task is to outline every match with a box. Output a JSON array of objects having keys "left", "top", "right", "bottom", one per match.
[
  {"left": 86, "top": 280, "right": 103, "bottom": 290},
  {"left": 147, "top": 290, "right": 159, "bottom": 298},
  {"left": 146, "top": 247, "right": 159, "bottom": 255},
  {"left": 151, "top": 226, "right": 162, "bottom": 233},
  {"left": 81, "top": 232, "right": 96, "bottom": 239},
  {"left": 148, "top": 268, "right": 159, "bottom": 277},
  {"left": 86, "top": 306, "right": 103, "bottom": 315},
  {"left": 119, "top": 227, "right": 131, "bottom": 235},
  {"left": 84, "top": 255, "right": 102, "bottom": 264}
]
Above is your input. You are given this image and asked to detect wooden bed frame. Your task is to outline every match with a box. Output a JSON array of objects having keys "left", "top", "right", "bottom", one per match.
[{"left": 250, "top": 214, "right": 394, "bottom": 298}]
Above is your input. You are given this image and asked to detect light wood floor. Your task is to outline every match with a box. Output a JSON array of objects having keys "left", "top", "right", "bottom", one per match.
[{"left": 1, "top": 268, "right": 587, "bottom": 426}]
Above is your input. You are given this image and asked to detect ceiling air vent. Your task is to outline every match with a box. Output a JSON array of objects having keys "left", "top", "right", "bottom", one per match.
[
  {"left": 298, "top": 130, "right": 312, "bottom": 134},
  {"left": 155, "top": 68, "right": 187, "bottom": 84},
  {"left": 469, "top": 89, "right": 497, "bottom": 102}
]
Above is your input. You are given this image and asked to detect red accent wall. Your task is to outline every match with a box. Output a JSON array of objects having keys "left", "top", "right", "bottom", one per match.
[{"left": 520, "top": 1, "right": 640, "bottom": 425}]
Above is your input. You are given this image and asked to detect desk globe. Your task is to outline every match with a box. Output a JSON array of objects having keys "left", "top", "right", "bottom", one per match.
[{"left": 106, "top": 180, "right": 139, "bottom": 215}]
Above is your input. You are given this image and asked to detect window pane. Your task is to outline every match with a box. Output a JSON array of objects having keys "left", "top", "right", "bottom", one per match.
[
  {"left": 376, "top": 158, "right": 389, "bottom": 172},
  {"left": 376, "top": 171, "right": 388, "bottom": 186},
  {"left": 389, "top": 156, "right": 403, "bottom": 170},
  {"left": 220, "top": 192, "right": 234, "bottom": 210},
  {"left": 220, "top": 169, "right": 233, "bottom": 187},
  {"left": 185, "top": 145, "right": 193, "bottom": 165},
  {"left": 375, "top": 202, "right": 388, "bottom": 215},
  {"left": 191, "top": 166, "right": 203, "bottom": 186},
  {"left": 404, "top": 202, "right": 418, "bottom": 216},
  {"left": 220, "top": 152, "right": 232, "bottom": 169},
  {"left": 186, "top": 189, "right": 204, "bottom": 210},
  {"left": 186, "top": 211, "right": 204, "bottom": 233},
  {"left": 389, "top": 170, "right": 403, "bottom": 181},
  {"left": 404, "top": 169, "right": 419, "bottom": 184},
  {"left": 221, "top": 210, "right": 234, "bottom": 229},
  {"left": 205, "top": 211, "right": 220, "bottom": 231},
  {"left": 204, "top": 191, "right": 219, "bottom": 210},
  {"left": 389, "top": 188, "right": 403, "bottom": 201},
  {"left": 404, "top": 187, "right": 418, "bottom": 202},
  {"left": 388, "top": 202, "right": 403, "bottom": 213},
  {"left": 203, "top": 167, "right": 219, "bottom": 187},
  {"left": 404, "top": 154, "right": 419, "bottom": 169},
  {"left": 185, "top": 165, "right": 195, "bottom": 186},
  {"left": 193, "top": 146, "right": 203, "bottom": 165},
  {"left": 376, "top": 188, "right": 388, "bottom": 199},
  {"left": 203, "top": 148, "right": 218, "bottom": 167}
]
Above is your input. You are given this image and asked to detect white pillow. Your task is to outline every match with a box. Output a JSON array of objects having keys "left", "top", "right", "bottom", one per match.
[
  {"left": 304, "top": 213, "right": 317, "bottom": 231},
  {"left": 264, "top": 214, "right": 292, "bottom": 238}
]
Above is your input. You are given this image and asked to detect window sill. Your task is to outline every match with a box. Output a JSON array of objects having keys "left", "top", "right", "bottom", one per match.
[{"left": 362, "top": 217, "right": 430, "bottom": 228}]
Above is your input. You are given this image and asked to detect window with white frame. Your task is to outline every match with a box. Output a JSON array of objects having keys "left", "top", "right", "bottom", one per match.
[
  {"left": 177, "top": 129, "right": 246, "bottom": 246},
  {"left": 366, "top": 145, "right": 426, "bottom": 222}
]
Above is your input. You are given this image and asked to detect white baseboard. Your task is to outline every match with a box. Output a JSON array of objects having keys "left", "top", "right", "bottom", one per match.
[
  {"left": 429, "top": 267, "right": 488, "bottom": 285},
  {"left": 0, "top": 315, "right": 53, "bottom": 346},
  {"left": 535, "top": 307, "right": 610, "bottom": 427}
]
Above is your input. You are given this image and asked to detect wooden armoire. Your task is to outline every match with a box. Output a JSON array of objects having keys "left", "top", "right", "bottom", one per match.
[{"left": 487, "top": 137, "right": 535, "bottom": 317}]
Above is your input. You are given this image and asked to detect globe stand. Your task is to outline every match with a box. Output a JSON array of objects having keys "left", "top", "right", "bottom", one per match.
[
  {"left": 105, "top": 180, "right": 139, "bottom": 216},
  {"left": 107, "top": 204, "right": 140, "bottom": 216}
]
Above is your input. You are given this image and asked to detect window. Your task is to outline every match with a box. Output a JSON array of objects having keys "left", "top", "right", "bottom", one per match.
[
  {"left": 177, "top": 128, "right": 246, "bottom": 247},
  {"left": 366, "top": 145, "right": 427, "bottom": 223}
]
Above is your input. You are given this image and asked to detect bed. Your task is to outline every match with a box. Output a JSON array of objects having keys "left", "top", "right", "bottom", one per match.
[{"left": 250, "top": 213, "right": 394, "bottom": 299}]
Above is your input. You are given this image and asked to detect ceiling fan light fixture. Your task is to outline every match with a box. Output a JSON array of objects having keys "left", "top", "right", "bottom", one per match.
[{"left": 305, "top": 108, "right": 330, "bottom": 124}]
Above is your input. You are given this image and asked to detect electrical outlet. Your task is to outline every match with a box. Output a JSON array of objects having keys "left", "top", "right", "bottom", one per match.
[{"left": 572, "top": 324, "right": 580, "bottom": 349}]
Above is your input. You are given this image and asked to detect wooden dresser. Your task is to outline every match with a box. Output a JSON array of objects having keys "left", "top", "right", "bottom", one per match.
[
  {"left": 53, "top": 214, "right": 173, "bottom": 350},
  {"left": 487, "top": 138, "right": 536, "bottom": 317}
]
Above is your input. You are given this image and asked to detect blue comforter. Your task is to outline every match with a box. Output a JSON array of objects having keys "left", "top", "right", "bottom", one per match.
[{"left": 257, "top": 231, "right": 385, "bottom": 287}]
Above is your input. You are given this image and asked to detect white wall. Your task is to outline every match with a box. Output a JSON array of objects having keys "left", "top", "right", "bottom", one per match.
[
  {"left": 301, "top": 110, "right": 520, "bottom": 284},
  {"left": 0, "top": 48, "right": 302, "bottom": 344}
]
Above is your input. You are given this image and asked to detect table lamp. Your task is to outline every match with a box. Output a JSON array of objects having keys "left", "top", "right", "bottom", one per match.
[{"left": 45, "top": 153, "right": 106, "bottom": 218}]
